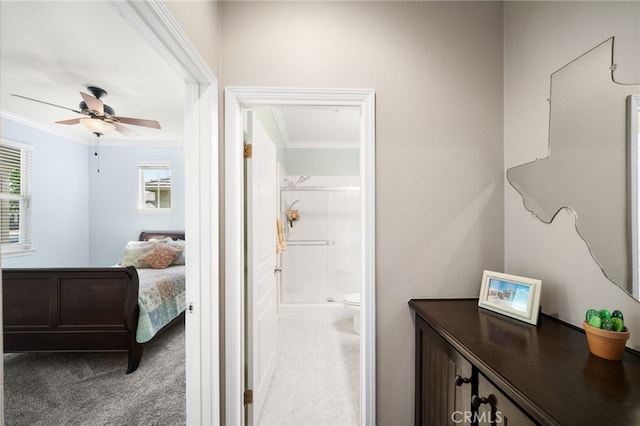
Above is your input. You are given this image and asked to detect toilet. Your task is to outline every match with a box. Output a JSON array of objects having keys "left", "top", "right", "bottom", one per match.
[{"left": 343, "top": 293, "right": 360, "bottom": 335}]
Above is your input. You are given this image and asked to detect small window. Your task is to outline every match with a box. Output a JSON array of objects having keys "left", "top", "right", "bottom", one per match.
[
  {"left": 1, "top": 139, "right": 32, "bottom": 255},
  {"left": 138, "top": 162, "right": 171, "bottom": 210}
]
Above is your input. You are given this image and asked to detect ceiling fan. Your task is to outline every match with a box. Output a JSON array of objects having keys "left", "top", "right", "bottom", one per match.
[{"left": 12, "top": 86, "right": 161, "bottom": 137}]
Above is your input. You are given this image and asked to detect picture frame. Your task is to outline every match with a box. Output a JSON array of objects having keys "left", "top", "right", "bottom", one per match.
[{"left": 478, "top": 270, "right": 542, "bottom": 325}]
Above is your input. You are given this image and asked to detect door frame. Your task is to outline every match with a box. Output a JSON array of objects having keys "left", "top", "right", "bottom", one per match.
[
  {"left": 107, "top": 2, "right": 219, "bottom": 424},
  {"left": 224, "top": 86, "right": 376, "bottom": 426}
]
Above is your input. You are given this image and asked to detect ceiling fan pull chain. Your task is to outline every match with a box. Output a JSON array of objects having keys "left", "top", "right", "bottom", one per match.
[{"left": 94, "top": 136, "right": 100, "bottom": 173}]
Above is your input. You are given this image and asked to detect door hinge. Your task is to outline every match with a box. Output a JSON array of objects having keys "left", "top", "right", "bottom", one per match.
[
  {"left": 244, "top": 142, "right": 252, "bottom": 159},
  {"left": 244, "top": 389, "right": 253, "bottom": 405}
]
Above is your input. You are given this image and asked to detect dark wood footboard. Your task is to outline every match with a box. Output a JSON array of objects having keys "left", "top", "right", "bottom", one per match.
[{"left": 2, "top": 267, "right": 143, "bottom": 374}]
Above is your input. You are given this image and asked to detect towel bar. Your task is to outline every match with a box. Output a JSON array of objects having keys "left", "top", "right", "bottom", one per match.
[{"left": 285, "top": 239, "right": 335, "bottom": 246}]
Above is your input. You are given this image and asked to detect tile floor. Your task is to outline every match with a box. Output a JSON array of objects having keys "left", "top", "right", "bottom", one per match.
[{"left": 257, "top": 316, "right": 360, "bottom": 426}]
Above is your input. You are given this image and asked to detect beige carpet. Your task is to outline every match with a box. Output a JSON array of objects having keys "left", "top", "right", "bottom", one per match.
[
  {"left": 258, "top": 316, "right": 360, "bottom": 426},
  {"left": 3, "top": 319, "right": 185, "bottom": 426}
]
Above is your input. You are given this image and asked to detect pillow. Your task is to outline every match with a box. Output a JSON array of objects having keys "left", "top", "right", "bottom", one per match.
[
  {"left": 119, "top": 240, "right": 158, "bottom": 268},
  {"left": 138, "top": 243, "right": 183, "bottom": 269},
  {"left": 165, "top": 238, "right": 186, "bottom": 265}
]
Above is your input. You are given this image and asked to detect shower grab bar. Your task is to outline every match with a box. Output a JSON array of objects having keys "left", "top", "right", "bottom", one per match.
[{"left": 286, "top": 239, "right": 335, "bottom": 246}]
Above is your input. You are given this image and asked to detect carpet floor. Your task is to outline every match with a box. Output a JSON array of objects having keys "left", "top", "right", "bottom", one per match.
[{"left": 3, "top": 319, "right": 185, "bottom": 426}]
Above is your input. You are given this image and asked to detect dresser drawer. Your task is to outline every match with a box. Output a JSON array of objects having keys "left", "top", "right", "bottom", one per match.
[{"left": 475, "top": 373, "right": 536, "bottom": 425}]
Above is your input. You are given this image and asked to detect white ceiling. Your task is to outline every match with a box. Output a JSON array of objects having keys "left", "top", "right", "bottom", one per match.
[
  {"left": 0, "top": 1, "right": 359, "bottom": 147},
  {"left": 273, "top": 107, "right": 360, "bottom": 149},
  {"left": 0, "top": 1, "right": 184, "bottom": 143}
]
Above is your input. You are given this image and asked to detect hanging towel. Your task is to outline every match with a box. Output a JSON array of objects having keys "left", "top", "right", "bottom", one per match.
[{"left": 276, "top": 218, "right": 287, "bottom": 253}]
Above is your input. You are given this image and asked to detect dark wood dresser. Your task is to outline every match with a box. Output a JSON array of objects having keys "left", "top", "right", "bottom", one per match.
[{"left": 409, "top": 298, "right": 640, "bottom": 425}]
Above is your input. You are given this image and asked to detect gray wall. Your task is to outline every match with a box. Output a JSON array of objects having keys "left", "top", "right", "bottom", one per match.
[
  {"left": 218, "top": 2, "right": 505, "bottom": 424},
  {"left": 504, "top": 2, "right": 640, "bottom": 348},
  {"left": 102, "top": 1, "right": 640, "bottom": 423},
  {"left": 165, "top": 0, "right": 221, "bottom": 77}
]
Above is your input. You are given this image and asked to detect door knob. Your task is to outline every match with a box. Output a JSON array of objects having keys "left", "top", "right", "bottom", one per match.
[
  {"left": 471, "top": 394, "right": 497, "bottom": 409},
  {"left": 454, "top": 375, "right": 471, "bottom": 387}
]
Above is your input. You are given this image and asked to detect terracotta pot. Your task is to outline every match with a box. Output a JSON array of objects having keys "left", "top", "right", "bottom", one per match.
[{"left": 583, "top": 321, "right": 630, "bottom": 361}]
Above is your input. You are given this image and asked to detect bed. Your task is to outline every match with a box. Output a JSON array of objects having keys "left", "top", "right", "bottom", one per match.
[{"left": 2, "top": 231, "right": 186, "bottom": 374}]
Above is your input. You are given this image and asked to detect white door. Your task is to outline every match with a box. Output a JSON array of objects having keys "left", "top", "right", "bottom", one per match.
[{"left": 245, "top": 113, "right": 278, "bottom": 425}]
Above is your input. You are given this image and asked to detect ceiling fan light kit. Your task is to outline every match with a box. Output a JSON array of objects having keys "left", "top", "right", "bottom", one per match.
[
  {"left": 80, "top": 117, "right": 115, "bottom": 136},
  {"left": 11, "top": 86, "right": 161, "bottom": 138}
]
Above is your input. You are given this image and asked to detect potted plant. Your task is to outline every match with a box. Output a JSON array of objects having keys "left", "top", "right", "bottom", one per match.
[{"left": 584, "top": 309, "right": 630, "bottom": 361}]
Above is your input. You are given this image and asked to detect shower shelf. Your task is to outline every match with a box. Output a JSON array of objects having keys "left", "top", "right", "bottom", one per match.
[{"left": 286, "top": 239, "right": 335, "bottom": 246}]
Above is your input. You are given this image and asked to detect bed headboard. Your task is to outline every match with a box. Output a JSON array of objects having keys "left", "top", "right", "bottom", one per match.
[{"left": 138, "top": 231, "right": 185, "bottom": 241}]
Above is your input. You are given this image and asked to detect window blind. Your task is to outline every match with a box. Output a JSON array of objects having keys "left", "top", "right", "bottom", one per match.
[{"left": 0, "top": 140, "right": 32, "bottom": 254}]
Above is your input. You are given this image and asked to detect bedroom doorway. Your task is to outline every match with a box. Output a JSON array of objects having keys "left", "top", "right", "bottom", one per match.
[
  {"left": 224, "top": 87, "right": 376, "bottom": 426},
  {"left": 1, "top": 2, "right": 219, "bottom": 424}
]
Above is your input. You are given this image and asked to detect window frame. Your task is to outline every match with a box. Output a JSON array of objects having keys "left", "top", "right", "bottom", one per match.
[
  {"left": 137, "top": 161, "right": 172, "bottom": 212},
  {"left": 1, "top": 138, "right": 33, "bottom": 256}
]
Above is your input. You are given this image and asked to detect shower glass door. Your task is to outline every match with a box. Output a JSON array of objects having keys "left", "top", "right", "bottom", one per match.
[{"left": 280, "top": 176, "right": 360, "bottom": 304}]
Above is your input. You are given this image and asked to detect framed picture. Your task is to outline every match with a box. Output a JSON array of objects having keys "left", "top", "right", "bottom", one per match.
[{"left": 478, "top": 270, "right": 542, "bottom": 325}]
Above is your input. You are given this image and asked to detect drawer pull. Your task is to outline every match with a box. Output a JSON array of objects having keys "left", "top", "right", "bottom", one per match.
[
  {"left": 454, "top": 375, "right": 471, "bottom": 387},
  {"left": 471, "top": 394, "right": 497, "bottom": 409}
]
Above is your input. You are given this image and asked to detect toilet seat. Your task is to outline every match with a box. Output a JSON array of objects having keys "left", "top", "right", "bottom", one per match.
[
  {"left": 344, "top": 293, "right": 361, "bottom": 335},
  {"left": 344, "top": 293, "right": 360, "bottom": 307}
]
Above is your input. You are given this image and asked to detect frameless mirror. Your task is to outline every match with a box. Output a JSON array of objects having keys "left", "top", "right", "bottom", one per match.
[{"left": 507, "top": 38, "right": 640, "bottom": 298}]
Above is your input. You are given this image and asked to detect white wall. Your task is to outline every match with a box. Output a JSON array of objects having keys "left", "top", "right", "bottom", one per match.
[
  {"left": 88, "top": 144, "right": 185, "bottom": 266},
  {"left": 1, "top": 117, "right": 89, "bottom": 267},
  {"left": 504, "top": 2, "right": 640, "bottom": 347}
]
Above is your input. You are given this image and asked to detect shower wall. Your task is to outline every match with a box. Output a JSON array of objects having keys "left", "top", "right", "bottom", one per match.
[{"left": 280, "top": 175, "right": 360, "bottom": 304}]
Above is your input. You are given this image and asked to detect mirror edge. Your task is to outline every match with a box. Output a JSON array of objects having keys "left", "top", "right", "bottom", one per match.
[{"left": 628, "top": 94, "right": 640, "bottom": 299}]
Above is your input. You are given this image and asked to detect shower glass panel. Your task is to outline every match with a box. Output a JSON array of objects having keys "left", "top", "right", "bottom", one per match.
[{"left": 280, "top": 176, "right": 360, "bottom": 304}]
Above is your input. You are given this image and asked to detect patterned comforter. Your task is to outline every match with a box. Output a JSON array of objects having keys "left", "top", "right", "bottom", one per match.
[{"left": 135, "top": 265, "right": 186, "bottom": 343}]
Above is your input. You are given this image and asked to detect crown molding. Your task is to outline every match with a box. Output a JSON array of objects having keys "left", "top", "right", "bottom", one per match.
[
  {"left": 1, "top": 111, "right": 183, "bottom": 147},
  {"left": 1, "top": 111, "right": 88, "bottom": 144}
]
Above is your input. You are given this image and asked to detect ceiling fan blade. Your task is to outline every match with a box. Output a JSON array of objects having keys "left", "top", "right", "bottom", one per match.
[
  {"left": 116, "top": 116, "right": 161, "bottom": 129},
  {"left": 11, "top": 94, "right": 82, "bottom": 114},
  {"left": 114, "top": 122, "right": 140, "bottom": 136},
  {"left": 56, "top": 118, "right": 83, "bottom": 125},
  {"left": 80, "top": 92, "right": 104, "bottom": 115}
]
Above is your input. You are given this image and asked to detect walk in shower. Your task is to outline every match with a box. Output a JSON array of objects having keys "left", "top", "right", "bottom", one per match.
[{"left": 278, "top": 175, "right": 360, "bottom": 318}]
